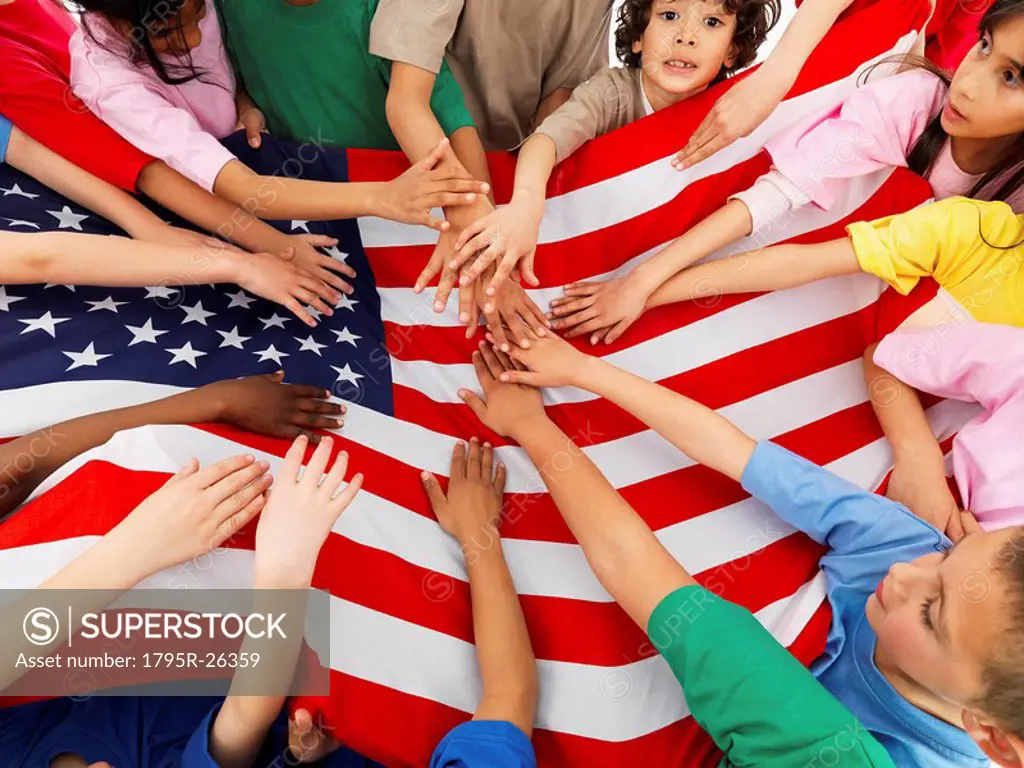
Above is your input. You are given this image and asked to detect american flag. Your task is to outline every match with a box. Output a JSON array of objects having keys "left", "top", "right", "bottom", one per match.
[{"left": 0, "top": 0, "right": 969, "bottom": 764}]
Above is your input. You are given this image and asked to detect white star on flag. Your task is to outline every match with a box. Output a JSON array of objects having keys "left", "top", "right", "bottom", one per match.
[
  {"left": 1, "top": 183, "right": 39, "bottom": 199},
  {"left": 144, "top": 285, "right": 179, "bottom": 300},
  {"left": 63, "top": 342, "right": 111, "bottom": 371},
  {"left": 166, "top": 342, "right": 207, "bottom": 368},
  {"left": 331, "top": 363, "right": 364, "bottom": 385},
  {"left": 335, "top": 294, "right": 359, "bottom": 312},
  {"left": 0, "top": 287, "right": 26, "bottom": 312},
  {"left": 254, "top": 344, "right": 289, "bottom": 365},
  {"left": 19, "top": 311, "right": 70, "bottom": 338},
  {"left": 259, "top": 313, "right": 289, "bottom": 330},
  {"left": 332, "top": 327, "right": 361, "bottom": 347},
  {"left": 125, "top": 318, "right": 168, "bottom": 346},
  {"left": 47, "top": 206, "right": 90, "bottom": 231},
  {"left": 224, "top": 289, "right": 256, "bottom": 309},
  {"left": 44, "top": 284, "right": 76, "bottom": 292},
  {"left": 181, "top": 300, "right": 216, "bottom": 326},
  {"left": 86, "top": 296, "right": 129, "bottom": 313},
  {"left": 324, "top": 245, "right": 349, "bottom": 264},
  {"left": 295, "top": 335, "right": 327, "bottom": 356},
  {"left": 291, "top": 220, "right": 311, "bottom": 233},
  {"left": 217, "top": 326, "right": 252, "bottom": 349}
]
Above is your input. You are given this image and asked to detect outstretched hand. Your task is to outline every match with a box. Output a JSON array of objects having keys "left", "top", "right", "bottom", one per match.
[
  {"left": 378, "top": 138, "right": 490, "bottom": 232},
  {"left": 484, "top": 329, "right": 594, "bottom": 390},
  {"left": 422, "top": 438, "right": 507, "bottom": 547},
  {"left": 459, "top": 342, "right": 546, "bottom": 439}
]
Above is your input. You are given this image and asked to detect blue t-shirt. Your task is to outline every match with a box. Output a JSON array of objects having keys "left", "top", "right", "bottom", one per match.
[
  {"left": 740, "top": 441, "right": 987, "bottom": 768},
  {"left": 0, "top": 115, "right": 12, "bottom": 164},
  {"left": 430, "top": 721, "right": 536, "bottom": 768},
  {"left": 0, "top": 695, "right": 379, "bottom": 768}
]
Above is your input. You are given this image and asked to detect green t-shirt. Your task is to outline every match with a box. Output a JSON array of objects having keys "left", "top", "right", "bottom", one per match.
[
  {"left": 648, "top": 586, "right": 896, "bottom": 768},
  {"left": 216, "top": 0, "right": 474, "bottom": 151}
]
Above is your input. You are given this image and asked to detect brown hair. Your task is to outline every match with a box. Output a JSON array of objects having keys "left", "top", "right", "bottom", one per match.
[
  {"left": 975, "top": 529, "right": 1024, "bottom": 738},
  {"left": 614, "top": 0, "right": 781, "bottom": 84},
  {"left": 865, "top": 0, "right": 1024, "bottom": 204}
]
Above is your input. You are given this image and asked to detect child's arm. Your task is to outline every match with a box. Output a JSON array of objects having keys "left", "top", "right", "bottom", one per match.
[
  {"left": 496, "top": 335, "right": 755, "bottom": 484},
  {"left": 0, "top": 454, "right": 271, "bottom": 693},
  {"left": 212, "top": 138, "right": 483, "bottom": 228},
  {"left": 206, "top": 436, "right": 362, "bottom": 768},
  {"left": 134, "top": 161, "right": 354, "bottom": 301},
  {"left": 549, "top": 199, "right": 755, "bottom": 344},
  {"left": 0, "top": 371, "right": 341, "bottom": 519},
  {"left": 422, "top": 440, "right": 537, "bottom": 734},
  {"left": 675, "top": 0, "right": 857, "bottom": 168},
  {"left": 646, "top": 236, "right": 860, "bottom": 309},
  {"left": 0, "top": 231, "right": 336, "bottom": 327},
  {"left": 459, "top": 344, "right": 696, "bottom": 626},
  {"left": 4, "top": 125, "right": 184, "bottom": 244},
  {"left": 861, "top": 343, "right": 963, "bottom": 539}
]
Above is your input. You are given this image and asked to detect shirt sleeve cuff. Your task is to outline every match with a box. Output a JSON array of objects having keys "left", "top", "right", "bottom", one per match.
[
  {"left": 430, "top": 720, "right": 537, "bottom": 768},
  {"left": 190, "top": 144, "right": 238, "bottom": 194},
  {"left": 729, "top": 169, "right": 808, "bottom": 236},
  {"left": 180, "top": 703, "right": 223, "bottom": 768}
]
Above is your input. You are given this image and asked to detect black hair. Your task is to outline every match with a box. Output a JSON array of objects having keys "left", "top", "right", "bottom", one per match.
[
  {"left": 615, "top": 0, "right": 781, "bottom": 85},
  {"left": 70, "top": 0, "right": 209, "bottom": 86}
]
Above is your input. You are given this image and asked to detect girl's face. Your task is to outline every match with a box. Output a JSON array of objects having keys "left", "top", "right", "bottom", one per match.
[
  {"left": 943, "top": 15, "right": 1024, "bottom": 140},
  {"left": 136, "top": 0, "right": 206, "bottom": 56}
]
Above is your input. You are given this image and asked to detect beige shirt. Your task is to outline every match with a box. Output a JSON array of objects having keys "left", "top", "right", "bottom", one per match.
[
  {"left": 369, "top": 0, "right": 613, "bottom": 151},
  {"left": 535, "top": 66, "right": 651, "bottom": 163}
]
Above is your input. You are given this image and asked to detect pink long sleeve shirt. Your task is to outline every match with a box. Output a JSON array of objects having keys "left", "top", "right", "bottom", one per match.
[
  {"left": 69, "top": 1, "right": 238, "bottom": 192},
  {"left": 874, "top": 323, "right": 1024, "bottom": 531},
  {"left": 733, "top": 69, "right": 1024, "bottom": 230}
]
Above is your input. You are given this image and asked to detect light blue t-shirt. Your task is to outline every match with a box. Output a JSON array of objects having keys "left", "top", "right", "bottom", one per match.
[
  {"left": 430, "top": 721, "right": 537, "bottom": 768},
  {"left": 0, "top": 115, "right": 12, "bottom": 164},
  {"left": 740, "top": 441, "right": 988, "bottom": 768}
]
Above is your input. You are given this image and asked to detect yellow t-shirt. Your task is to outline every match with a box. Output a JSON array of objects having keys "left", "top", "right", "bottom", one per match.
[{"left": 848, "top": 197, "right": 1024, "bottom": 326}]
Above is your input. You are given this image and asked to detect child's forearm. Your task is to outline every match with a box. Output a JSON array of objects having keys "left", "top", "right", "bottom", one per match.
[
  {"left": 463, "top": 539, "right": 538, "bottom": 734},
  {"left": 761, "top": 0, "right": 856, "bottom": 88},
  {"left": 647, "top": 237, "right": 860, "bottom": 309},
  {"left": 0, "top": 386, "right": 226, "bottom": 518},
  {"left": 0, "top": 231, "right": 242, "bottom": 287},
  {"left": 515, "top": 417, "right": 695, "bottom": 629},
  {"left": 568, "top": 357, "right": 757, "bottom": 483},
  {"left": 137, "top": 160, "right": 296, "bottom": 253},
  {"left": 632, "top": 200, "right": 754, "bottom": 294},
  {"left": 512, "top": 134, "right": 557, "bottom": 211},
  {"left": 213, "top": 160, "right": 384, "bottom": 221},
  {"left": 6, "top": 127, "right": 165, "bottom": 239}
]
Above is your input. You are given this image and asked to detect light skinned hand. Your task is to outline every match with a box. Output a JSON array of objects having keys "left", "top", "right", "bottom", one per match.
[
  {"left": 288, "top": 233, "right": 357, "bottom": 297},
  {"left": 548, "top": 274, "right": 649, "bottom": 345},
  {"left": 236, "top": 248, "right": 338, "bottom": 328},
  {"left": 111, "top": 454, "right": 273, "bottom": 577},
  {"left": 488, "top": 330, "right": 593, "bottom": 390},
  {"left": 459, "top": 342, "right": 545, "bottom": 439},
  {"left": 421, "top": 438, "right": 507, "bottom": 547},
  {"left": 287, "top": 708, "right": 341, "bottom": 764},
  {"left": 449, "top": 198, "right": 544, "bottom": 296},
  {"left": 253, "top": 435, "right": 363, "bottom": 588},
  {"left": 235, "top": 105, "right": 268, "bottom": 149},
  {"left": 886, "top": 458, "right": 966, "bottom": 541},
  {"left": 673, "top": 68, "right": 788, "bottom": 170},
  {"left": 379, "top": 138, "right": 490, "bottom": 232},
  {"left": 137, "top": 223, "right": 243, "bottom": 253},
  {"left": 479, "top": 266, "right": 550, "bottom": 351}
]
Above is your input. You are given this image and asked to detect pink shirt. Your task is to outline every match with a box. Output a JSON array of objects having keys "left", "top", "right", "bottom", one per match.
[
  {"left": 69, "top": 2, "right": 238, "bottom": 192},
  {"left": 874, "top": 323, "right": 1024, "bottom": 531},
  {"left": 733, "top": 69, "right": 1024, "bottom": 231}
]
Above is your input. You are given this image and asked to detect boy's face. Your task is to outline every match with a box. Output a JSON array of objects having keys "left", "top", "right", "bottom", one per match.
[
  {"left": 867, "top": 528, "right": 1020, "bottom": 707},
  {"left": 633, "top": 0, "right": 737, "bottom": 99}
]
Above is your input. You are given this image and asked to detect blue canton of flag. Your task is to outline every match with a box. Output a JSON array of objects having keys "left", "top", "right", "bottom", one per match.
[{"left": 0, "top": 133, "right": 394, "bottom": 417}]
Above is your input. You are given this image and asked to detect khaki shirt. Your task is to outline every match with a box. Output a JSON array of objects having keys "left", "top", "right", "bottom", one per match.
[
  {"left": 369, "top": 0, "right": 613, "bottom": 151},
  {"left": 535, "top": 66, "right": 650, "bottom": 163}
]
